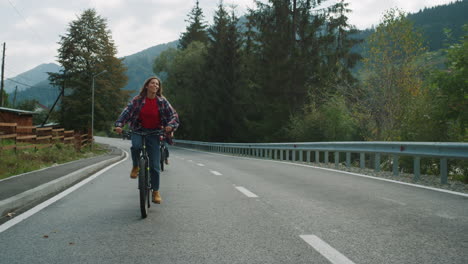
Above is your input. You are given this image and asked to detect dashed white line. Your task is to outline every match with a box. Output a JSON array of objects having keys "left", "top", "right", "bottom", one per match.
[
  {"left": 380, "top": 197, "right": 407, "bottom": 206},
  {"left": 300, "top": 235, "right": 355, "bottom": 264},
  {"left": 210, "top": 170, "right": 222, "bottom": 176},
  {"left": 235, "top": 186, "right": 258, "bottom": 198},
  {"left": 175, "top": 146, "right": 468, "bottom": 198}
]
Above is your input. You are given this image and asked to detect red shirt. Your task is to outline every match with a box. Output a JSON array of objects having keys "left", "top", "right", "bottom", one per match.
[{"left": 139, "top": 98, "right": 161, "bottom": 129}]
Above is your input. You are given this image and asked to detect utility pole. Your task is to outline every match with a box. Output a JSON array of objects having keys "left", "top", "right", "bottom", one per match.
[
  {"left": 1, "top": 42, "right": 5, "bottom": 107},
  {"left": 13, "top": 86, "right": 17, "bottom": 107}
]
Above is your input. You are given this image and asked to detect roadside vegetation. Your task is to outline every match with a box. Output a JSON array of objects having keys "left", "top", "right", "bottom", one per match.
[{"left": 0, "top": 141, "right": 107, "bottom": 180}]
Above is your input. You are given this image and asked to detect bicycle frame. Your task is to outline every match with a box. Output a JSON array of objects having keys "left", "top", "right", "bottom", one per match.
[{"left": 130, "top": 129, "right": 164, "bottom": 218}]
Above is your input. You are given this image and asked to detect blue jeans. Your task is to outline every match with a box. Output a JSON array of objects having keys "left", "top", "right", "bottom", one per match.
[{"left": 131, "top": 129, "right": 161, "bottom": 191}]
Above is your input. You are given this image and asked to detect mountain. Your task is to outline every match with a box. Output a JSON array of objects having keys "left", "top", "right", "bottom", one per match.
[
  {"left": 408, "top": 0, "right": 467, "bottom": 51},
  {"left": 4, "top": 63, "right": 61, "bottom": 93},
  {"left": 121, "top": 41, "right": 178, "bottom": 95},
  {"left": 12, "top": 79, "right": 60, "bottom": 107},
  {"left": 352, "top": 0, "right": 468, "bottom": 53},
  {"left": 8, "top": 41, "right": 178, "bottom": 107}
]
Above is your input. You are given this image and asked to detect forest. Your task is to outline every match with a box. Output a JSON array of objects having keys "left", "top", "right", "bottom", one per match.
[
  {"left": 154, "top": 0, "right": 467, "bottom": 144},
  {"left": 12, "top": 0, "right": 464, "bottom": 145}
]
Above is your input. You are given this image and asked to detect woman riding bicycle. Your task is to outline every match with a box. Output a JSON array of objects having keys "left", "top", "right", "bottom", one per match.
[{"left": 114, "top": 76, "right": 179, "bottom": 204}]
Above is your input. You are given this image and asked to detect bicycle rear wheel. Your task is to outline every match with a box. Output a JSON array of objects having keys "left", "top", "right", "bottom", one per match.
[{"left": 138, "top": 159, "right": 148, "bottom": 218}]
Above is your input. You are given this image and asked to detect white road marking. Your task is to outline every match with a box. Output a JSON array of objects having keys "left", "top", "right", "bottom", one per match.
[
  {"left": 175, "top": 147, "right": 468, "bottom": 198},
  {"left": 436, "top": 212, "right": 456, "bottom": 220},
  {"left": 235, "top": 186, "right": 258, "bottom": 198},
  {"left": 0, "top": 151, "right": 129, "bottom": 233},
  {"left": 300, "top": 235, "right": 355, "bottom": 264},
  {"left": 380, "top": 197, "right": 407, "bottom": 206},
  {"left": 197, "top": 163, "right": 205, "bottom": 167},
  {"left": 210, "top": 170, "right": 222, "bottom": 176}
]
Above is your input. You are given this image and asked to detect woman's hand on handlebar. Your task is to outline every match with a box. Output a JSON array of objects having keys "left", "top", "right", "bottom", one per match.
[
  {"left": 114, "top": 127, "right": 123, "bottom": 134},
  {"left": 163, "top": 126, "right": 172, "bottom": 133}
]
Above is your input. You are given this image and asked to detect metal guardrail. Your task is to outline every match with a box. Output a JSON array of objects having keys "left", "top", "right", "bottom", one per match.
[{"left": 175, "top": 140, "right": 468, "bottom": 184}]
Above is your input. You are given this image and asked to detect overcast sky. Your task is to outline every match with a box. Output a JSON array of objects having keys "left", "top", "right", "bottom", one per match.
[{"left": 0, "top": 0, "right": 456, "bottom": 80}]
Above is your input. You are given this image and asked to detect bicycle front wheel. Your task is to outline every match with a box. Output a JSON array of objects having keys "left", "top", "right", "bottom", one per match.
[{"left": 138, "top": 159, "right": 148, "bottom": 218}]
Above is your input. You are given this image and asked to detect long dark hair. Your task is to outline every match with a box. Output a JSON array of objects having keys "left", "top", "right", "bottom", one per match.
[{"left": 138, "top": 76, "right": 163, "bottom": 97}]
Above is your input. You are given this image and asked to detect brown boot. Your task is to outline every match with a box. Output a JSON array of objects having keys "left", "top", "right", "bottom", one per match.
[
  {"left": 130, "top": 167, "right": 139, "bottom": 179},
  {"left": 152, "top": 191, "right": 162, "bottom": 204}
]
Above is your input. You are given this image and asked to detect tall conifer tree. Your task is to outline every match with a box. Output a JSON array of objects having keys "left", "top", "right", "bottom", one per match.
[
  {"left": 205, "top": 2, "right": 243, "bottom": 141},
  {"left": 51, "top": 9, "right": 129, "bottom": 131},
  {"left": 179, "top": 0, "right": 209, "bottom": 49}
]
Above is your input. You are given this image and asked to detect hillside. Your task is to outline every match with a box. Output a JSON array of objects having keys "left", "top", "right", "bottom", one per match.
[
  {"left": 8, "top": 41, "right": 177, "bottom": 108},
  {"left": 4, "top": 63, "right": 60, "bottom": 94},
  {"left": 352, "top": 0, "right": 467, "bottom": 52},
  {"left": 408, "top": 0, "right": 467, "bottom": 51},
  {"left": 121, "top": 41, "right": 177, "bottom": 95}
]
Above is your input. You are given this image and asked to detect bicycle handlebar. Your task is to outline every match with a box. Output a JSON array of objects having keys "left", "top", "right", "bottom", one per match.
[{"left": 127, "top": 130, "right": 165, "bottom": 137}]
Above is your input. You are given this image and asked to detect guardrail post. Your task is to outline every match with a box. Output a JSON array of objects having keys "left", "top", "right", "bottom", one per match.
[
  {"left": 374, "top": 153, "right": 380, "bottom": 172},
  {"left": 360, "top": 153, "right": 365, "bottom": 169},
  {"left": 393, "top": 154, "right": 399, "bottom": 176},
  {"left": 307, "top": 151, "right": 311, "bottom": 163},
  {"left": 292, "top": 149, "right": 296, "bottom": 161},
  {"left": 335, "top": 152, "right": 339, "bottom": 167},
  {"left": 299, "top": 150, "right": 303, "bottom": 162},
  {"left": 315, "top": 151, "right": 319, "bottom": 164},
  {"left": 440, "top": 158, "right": 448, "bottom": 184},
  {"left": 325, "top": 151, "right": 329, "bottom": 164},
  {"left": 414, "top": 156, "right": 421, "bottom": 181},
  {"left": 346, "top": 152, "right": 351, "bottom": 168},
  {"left": 280, "top": 149, "right": 283, "bottom": 160}
]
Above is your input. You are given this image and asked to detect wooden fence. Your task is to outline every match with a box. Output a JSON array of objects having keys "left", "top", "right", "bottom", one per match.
[{"left": 0, "top": 122, "right": 91, "bottom": 151}]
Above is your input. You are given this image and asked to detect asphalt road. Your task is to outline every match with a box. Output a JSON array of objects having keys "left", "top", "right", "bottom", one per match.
[{"left": 0, "top": 136, "right": 467, "bottom": 264}]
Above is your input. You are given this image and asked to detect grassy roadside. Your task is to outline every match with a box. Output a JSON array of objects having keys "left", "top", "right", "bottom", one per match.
[{"left": 0, "top": 142, "right": 107, "bottom": 180}]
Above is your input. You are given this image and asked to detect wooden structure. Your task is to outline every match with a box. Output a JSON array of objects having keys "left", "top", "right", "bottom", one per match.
[
  {"left": 0, "top": 122, "right": 91, "bottom": 151},
  {"left": 0, "top": 107, "right": 35, "bottom": 126}
]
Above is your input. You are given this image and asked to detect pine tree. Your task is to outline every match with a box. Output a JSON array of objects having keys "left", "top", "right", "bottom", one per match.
[
  {"left": 178, "top": 0, "right": 209, "bottom": 50},
  {"left": 52, "top": 9, "right": 129, "bottom": 131},
  {"left": 205, "top": 2, "right": 244, "bottom": 141},
  {"left": 324, "top": 0, "right": 361, "bottom": 88}
]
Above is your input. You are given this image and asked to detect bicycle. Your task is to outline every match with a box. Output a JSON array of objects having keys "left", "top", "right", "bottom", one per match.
[
  {"left": 159, "top": 133, "right": 167, "bottom": 172},
  {"left": 130, "top": 129, "right": 165, "bottom": 218}
]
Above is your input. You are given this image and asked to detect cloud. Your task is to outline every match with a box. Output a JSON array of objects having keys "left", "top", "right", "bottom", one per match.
[
  {"left": 0, "top": 0, "right": 456, "bottom": 79},
  {"left": 41, "top": 7, "right": 78, "bottom": 24}
]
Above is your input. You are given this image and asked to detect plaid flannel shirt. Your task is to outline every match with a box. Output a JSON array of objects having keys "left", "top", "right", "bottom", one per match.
[{"left": 115, "top": 95, "right": 179, "bottom": 133}]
